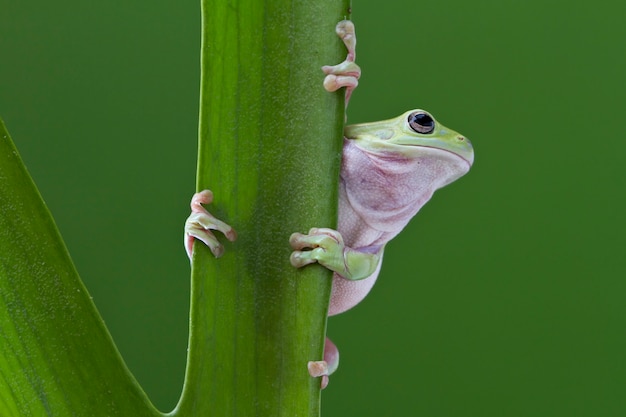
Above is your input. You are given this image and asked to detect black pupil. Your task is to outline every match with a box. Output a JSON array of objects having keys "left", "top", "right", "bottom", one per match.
[{"left": 413, "top": 113, "right": 434, "bottom": 129}]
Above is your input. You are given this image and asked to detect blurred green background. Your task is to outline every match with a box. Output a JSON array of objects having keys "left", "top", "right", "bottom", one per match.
[{"left": 1, "top": 0, "right": 625, "bottom": 415}]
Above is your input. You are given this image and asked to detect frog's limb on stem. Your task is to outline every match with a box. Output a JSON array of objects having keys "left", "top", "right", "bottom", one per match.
[
  {"left": 307, "top": 338, "right": 339, "bottom": 390},
  {"left": 290, "top": 228, "right": 381, "bottom": 281},
  {"left": 184, "top": 190, "right": 236, "bottom": 259},
  {"left": 322, "top": 20, "right": 361, "bottom": 107}
]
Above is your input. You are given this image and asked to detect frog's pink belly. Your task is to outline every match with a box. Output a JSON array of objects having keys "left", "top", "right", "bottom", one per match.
[{"left": 328, "top": 269, "right": 380, "bottom": 316}]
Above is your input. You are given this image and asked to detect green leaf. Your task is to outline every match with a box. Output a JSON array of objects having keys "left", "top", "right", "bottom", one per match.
[{"left": 0, "top": 119, "right": 159, "bottom": 416}]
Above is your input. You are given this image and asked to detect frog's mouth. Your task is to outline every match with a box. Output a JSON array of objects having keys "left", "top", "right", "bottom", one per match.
[
  {"left": 391, "top": 137, "right": 474, "bottom": 169},
  {"left": 419, "top": 145, "right": 474, "bottom": 168}
]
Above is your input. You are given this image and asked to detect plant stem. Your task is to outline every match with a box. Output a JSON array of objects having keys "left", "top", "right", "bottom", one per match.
[{"left": 174, "top": 1, "right": 350, "bottom": 416}]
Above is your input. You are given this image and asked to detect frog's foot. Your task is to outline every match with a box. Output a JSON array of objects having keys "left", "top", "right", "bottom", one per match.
[
  {"left": 290, "top": 228, "right": 381, "bottom": 281},
  {"left": 322, "top": 20, "right": 361, "bottom": 106},
  {"left": 308, "top": 337, "right": 339, "bottom": 390},
  {"left": 308, "top": 361, "right": 330, "bottom": 389},
  {"left": 184, "top": 190, "right": 237, "bottom": 260},
  {"left": 290, "top": 227, "right": 345, "bottom": 273}
]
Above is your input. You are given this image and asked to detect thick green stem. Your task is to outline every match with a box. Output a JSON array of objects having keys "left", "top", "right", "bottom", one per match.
[{"left": 174, "top": 1, "right": 350, "bottom": 416}]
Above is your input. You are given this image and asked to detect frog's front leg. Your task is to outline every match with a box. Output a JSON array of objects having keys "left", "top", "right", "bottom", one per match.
[
  {"left": 322, "top": 20, "right": 361, "bottom": 107},
  {"left": 184, "top": 190, "right": 237, "bottom": 260},
  {"left": 290, "top": 228, "right": 382, "bottom": 281}
]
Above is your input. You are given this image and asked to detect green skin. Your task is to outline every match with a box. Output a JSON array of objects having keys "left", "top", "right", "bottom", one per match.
[{"left": 184, "top": 21, "right": 474, "bottom": 389}]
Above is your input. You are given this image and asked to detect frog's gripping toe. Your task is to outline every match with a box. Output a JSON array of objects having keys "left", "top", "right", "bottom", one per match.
[
  {"left": 321, "top": 64, "right": 360, "bottom": 93},
  {"left": 334, "top": 20, "right": 356, "bottom": 59},
  {"left": 308, "top": 337, "right": 339, "bottom": 390},
  {"left": 289, "top": 228, "right": 344, "bottom": 269},
  {"left": 308, "top": 361, "right": 330, "bottom": 389},
  {"left": 184, "top": 190, "right": 237, "bottom": 260},
  {"left": 322, "top": 19, "right": 361, "bottom": 108}
]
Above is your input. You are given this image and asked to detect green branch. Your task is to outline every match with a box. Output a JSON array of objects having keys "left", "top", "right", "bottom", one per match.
[{"left": 174, "top": 1, "right": 350, "bottom": 416}]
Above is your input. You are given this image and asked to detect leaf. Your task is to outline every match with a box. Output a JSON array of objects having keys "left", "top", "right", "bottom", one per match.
[{"left": 0, "top": 118, "right": 159, "bottom": 416}]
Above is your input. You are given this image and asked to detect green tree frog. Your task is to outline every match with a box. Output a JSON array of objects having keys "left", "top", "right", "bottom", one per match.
[{"left": 184, "top": 20, "right": 474, "bottom": 389}]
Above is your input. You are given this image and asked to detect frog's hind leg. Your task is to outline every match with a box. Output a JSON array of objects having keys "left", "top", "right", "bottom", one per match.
[{"left": 308, "top": 337, "right": 339, "bottom": 389}]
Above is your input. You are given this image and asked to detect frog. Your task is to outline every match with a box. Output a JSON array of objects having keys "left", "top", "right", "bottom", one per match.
[{"left": 184, "top": 20, "right": 474, "bottom": 389}]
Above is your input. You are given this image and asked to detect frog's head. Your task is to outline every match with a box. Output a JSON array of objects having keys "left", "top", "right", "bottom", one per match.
[{"left": 344, "top": 109, "right": 474, "bottom": 168}]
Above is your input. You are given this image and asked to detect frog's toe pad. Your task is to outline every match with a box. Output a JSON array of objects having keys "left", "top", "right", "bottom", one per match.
[
  {"left": 289, "top": 248, "right": 322, "bottom": 268},
  {"left": 335, "top": 20, "right": 356, "bottom": 44},
  {"left": 322, "top": 74, "right": 359, "bottom": 93},
  {"left": 308, "top": 361, "right": 330, "bottom": 389},
  {"left": 308, "top": 360, "right": 328, "bottom": 377},
  {"left": 289, "top": 229, "right": 344, "bottom": 268},
  {"left": 290, "top": 228, "right": 343, "bottom": 248},
  {"left": 185, "top": 213, "right": 227, "bottom": 259}
]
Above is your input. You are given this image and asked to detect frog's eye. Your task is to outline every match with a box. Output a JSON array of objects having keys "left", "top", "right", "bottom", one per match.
[{"left": 408, "top": 111, "right": 435, "bottom": 134}]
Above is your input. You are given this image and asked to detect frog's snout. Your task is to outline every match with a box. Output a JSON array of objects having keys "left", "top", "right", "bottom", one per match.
[{"left": 455, "top": 135, "right": 474, "bottom": 166}]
